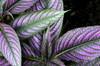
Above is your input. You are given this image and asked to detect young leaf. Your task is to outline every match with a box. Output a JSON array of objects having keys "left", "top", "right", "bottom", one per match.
[
  {"left": 11, "top": 9, "right": 66, "bottom": 39},
  {"left": 6, "top": 0, "right": 38, "bottom": 14},
  {"left": 0, "top": 24, "right": 21, "bottom": 66},
  {"left": 72, "top": 57, "right": 100, "bottom": 66},
  {"left": 0, "top": 53, "right": 11, "bottom": 66},
  {"left": 41, "top": 27, "right": 52, "bottom": 60},
  {"left": 54, "top": 26, "right": 100, "bottom": 62}
]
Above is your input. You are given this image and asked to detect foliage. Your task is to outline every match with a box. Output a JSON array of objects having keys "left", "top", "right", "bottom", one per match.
[{"left": 0, "top": 0, "right": 99, "bottom": 66}]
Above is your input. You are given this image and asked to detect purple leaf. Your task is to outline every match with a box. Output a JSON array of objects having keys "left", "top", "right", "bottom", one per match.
[
  {"left": 72, "top": 57, "right": 100, "bottom": 66},
  {"left": 28, "top": 0, "right": 64, "bottom": 55},
  {"left": 0, "top": 24, "right": 21, "bottom": 66},
  {"left": 28, "top": 0, "right": 64, "bottom": 46},
  {"left": 23, "top": 60, "right": 41, "bottom": 66},
  {"left": 41, "top": 27, "right": 52, "bottom": 59},
  {"left": 50, "top": 58, "right": 65, "bottom": 66},
  {"left": 6, "top": 0, "right": 38, "bottom": 14},
  {"left": 11, "top": 9, "right": 66, "bottom": 39},
  {"left": 29, "top": 32, "right": 43, "bottom": 56},
  {"left": 54, "top": 26, "right": 100, "bottom": 62},
  {"left": 22, "top": 43, "right": 40, "bottom": 59},
  {"left": 0, "top": 53, "right": 11, "bottom": 66}
]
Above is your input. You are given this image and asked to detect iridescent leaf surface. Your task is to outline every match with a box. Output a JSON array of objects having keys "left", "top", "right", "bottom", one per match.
[
  {"left": 0, "top": 24, "right": 21, "bottom": 66},
  {"left": 72, "top": 57, "right": 100, "bottom": 66},
  {"left": 11, "top": 9, "right": 66, "bottom": 39},
  {"left": 7, "top": 0, "right": 38, "bottom": 14},
  {"left": 54, "top": 26, "right": 100, "bottom": 62},
  {"left": 41, "top": 27, "right": 52, "bottom": 59}
]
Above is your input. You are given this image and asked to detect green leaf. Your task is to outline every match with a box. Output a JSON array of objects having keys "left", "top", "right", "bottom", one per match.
[{"left": 11, "top": 9, "right": 66, "bottom": 39}]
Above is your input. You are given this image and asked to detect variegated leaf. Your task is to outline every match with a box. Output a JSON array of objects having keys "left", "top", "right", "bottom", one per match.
[
  {"left": 28, "top": 0, "right": 64, "bottom": 51},
  {"left": 54, "top": 26, "right": 100, "bottom": 62},
  {"left": 72, "top": 57, "right": 100, "bottom": 66},
  {"left": 50, "top": 58, "right": 65, "bottom": 66},
  {"left": 22, "top": 42, "right": 39, "bottom": 59},
  {"left": 6, "top": 0, "right": 38, "bottom": 14},
  {"left": 0, "top": 53, "right": 11, "bottom": 66},
  {"left": 22, "top": 43, "right": 43, "bottom": 66},
  {"left": 41, "top": 27, "right": 52, "bottom": 59},
  {"left": 11, "top": 9, "right": 66, "bottom": 39},
  {"left": 0, "top": 24, "right": 21, "bottom": 66}
]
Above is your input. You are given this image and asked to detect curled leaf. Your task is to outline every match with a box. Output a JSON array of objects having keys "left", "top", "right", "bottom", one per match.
[
  {"left": 54, "top": 26, "right": 100, "bottom": 62},
  {"left": 0, "top": 24, "right": 21, "bottom": 66}
]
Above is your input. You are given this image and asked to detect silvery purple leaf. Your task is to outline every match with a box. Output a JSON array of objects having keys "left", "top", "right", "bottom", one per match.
[
  {"left": 23, "top": 60, "right": 41, "bottom": 66},
  {"left": 50, "top": 58, "right": 65, "bottom": 66},
  {"left": 54, "top": 26, "right": 100, "bottom": 62},
  {"left": 28, "top": 0, "right": 64, "bottom": 48},
  {"left": 72, "top": 57, "right": 100, "bottom": 66},
  {"left": 22, "top": 43, "right": 45, "bottom": 66},
  {"left": 41, "top": 27, "right": 52, "bottom": 59},
  {"left": 22, "top": 43, "right": 40, "bottom": 59},
  {"left": 29, "top": 32, "right": 43, "bottom": 56},
  {"left": 0, "top": 53, "right": 11, "bottom": 66},
  {"left": 11, "top": 9, "right": 66, "bottom": 39},
  {"left": 7, "top": 0, "right": 38, "bottom": 14},
  {"left": 0, "top": 24, "right": 21, "bottom": 66}
]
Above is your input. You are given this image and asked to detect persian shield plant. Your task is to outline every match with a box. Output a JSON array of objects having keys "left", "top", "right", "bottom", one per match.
[{"left": 0, "top": 0, "right": 100, "bottom": 66}]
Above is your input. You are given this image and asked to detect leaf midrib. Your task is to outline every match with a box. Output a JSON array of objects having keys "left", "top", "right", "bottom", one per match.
[
  {"left": 0, "top": 25, "right": 18, "bottom": 66},
  {"left": 54, "top": 38, "right": 100, "bottom": 58}
]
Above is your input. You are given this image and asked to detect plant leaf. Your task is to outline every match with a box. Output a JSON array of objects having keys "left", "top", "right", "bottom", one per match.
[
  {"left": 0, "top": 53, "right": 11, "bottom": 66},
  {"left": 28, "top": 0, "right": 64, "bottom": 56},
  {"left": 22, "top": 43, "right": 45, "bottom": 66},
  {"left": 6, "top": 0, "right": 38, "bottom": 14},
  {"left": 0, "top": 24, "right": 21, "bottom": 66},
  {"left": 50, "top": 58, "right": 65, "bottom": 66},
  {"left": 54, "top": 26, "right": 100, "bottom": 62},
  {"left": 28, "top": 0, "right": 64, "bottom": 45},
  {"left": 71, "top": 57, "right": 100, "bottom": 66},
  {"left": 11, "top": 9, "right": 66, "bottom": 39},
  {"left": 22, "top": 42, "right": 40, "bottom": 59},
  {"left": 41, "top": 27, "right": 52, "bottom": 60}
]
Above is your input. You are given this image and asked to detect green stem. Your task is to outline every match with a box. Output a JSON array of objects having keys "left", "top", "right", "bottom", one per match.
[{"left": 27, "top": 57, "right": 46, "bottom": 65}]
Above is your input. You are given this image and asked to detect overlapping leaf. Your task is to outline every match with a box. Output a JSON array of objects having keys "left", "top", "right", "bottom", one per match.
[
  {"left": 11, "top": 9, "right": 66, "bottom": 39},
  {"left": 5, "top": 0, "right": 38, "bottom": 14},
  {"left": 22, "top": 43, "right": 44, "bottom": 66},
  {"left": 0, "top": 53, "right": 11, "bottom": 66},
  {"left": 28, "top": 0, "right": 64, "bottom": 55},
  {"left": 72, "top": 57, "right": 100, "bottom": 66},
  {"left": 0, "top": 24, "right": 21, "bottom": 66},
  {"left": 41, "top": 27, "right": 52, "bottom": 59},
  {"left": 54, "top": 26, "right": 100, "bottom": 62}
]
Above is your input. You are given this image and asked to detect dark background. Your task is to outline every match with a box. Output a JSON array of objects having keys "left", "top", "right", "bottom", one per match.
[{"left": 62, "top": 0, "right": 100, "bottom": 65}]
